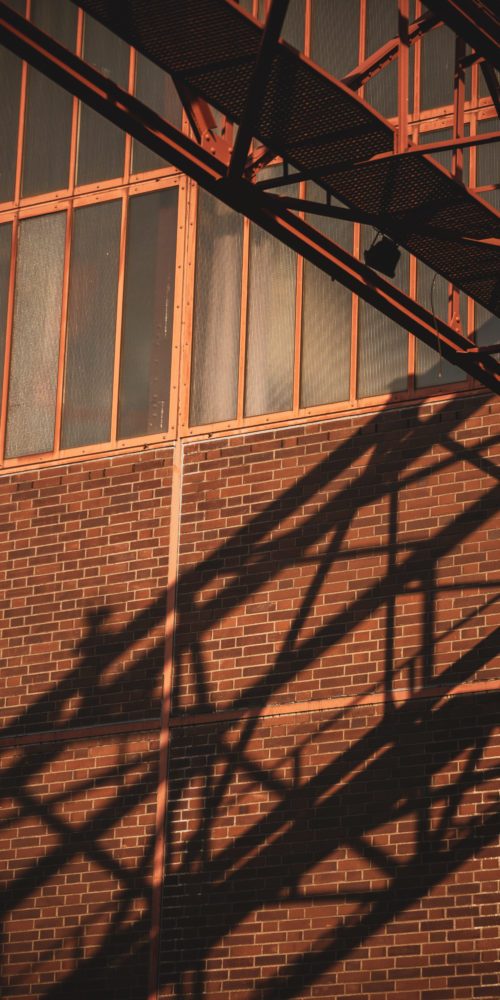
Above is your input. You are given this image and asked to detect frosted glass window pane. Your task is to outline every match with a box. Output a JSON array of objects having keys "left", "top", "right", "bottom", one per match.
[
  {"left": 415, "top": 262, "right": 467, "bottom": 387},
  {"left": 190, "top": 190, "right": 243, "bottom": 426},
  {"left": 357, "top": 305, "right": 409, "bottom": 397},
  {"left": 118, "top": 187, "right": 178, "bottom": 439},
  {"left": 0, "top": 41, "right": 22, "bottom": 204},
  {"left": 132, "top": 55, "right": 182, "bottom": 174},
  {"left": 365, "top": 1, "right": 414, "bottom": 119},
  {"left": 476, "top": 116, "right": 499, "bottom": 189},
  {"left": 62, "top": 200, "right": 121, "bottom": 448},
  {"left": 244, "top": 167, "right": 297, "bottom": 417},
  {"left": 420, "top": 16, "right": 455, "bottom": 110},
  {"left": 357, "top": 226, "right": 409, "bottom": 397},
  {"left": 0, "top": 223, "right": 12, "bottom": 412},
  {"left": 22, "top": 0, "right": 77, "bottom": 197},
  {"left": 245, "top": 256, "right": 296, "bottom": 414},
  {"left": 0, "top": 0, "right": 24, "bottom": 203},
  {"left": 77, "top": 16, "right": 129, "bottom": 185},
  {"left": 5, "top": 213, "right": 65, "bottom": 457},
  {"left": 301, "top": 183, "right": 352, "bottom": 406},
  {"left": 311, "top": 0, "right": 360, "bottom": 80},
  {"left": 282, "top": 0, "right": 305, "bottom": 52}
]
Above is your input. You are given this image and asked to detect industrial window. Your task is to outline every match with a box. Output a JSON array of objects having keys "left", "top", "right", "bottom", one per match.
[
  {"left": 0, "top": 0, "right": 498, "bottom": 466},
  {"left": 0, "top": 2, "right": 182, "bottom": 468}
]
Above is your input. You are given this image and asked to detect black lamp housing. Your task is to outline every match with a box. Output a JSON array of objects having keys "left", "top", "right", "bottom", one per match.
[{"left": 364, "top": 235, "right": 401, "bottom": 278}]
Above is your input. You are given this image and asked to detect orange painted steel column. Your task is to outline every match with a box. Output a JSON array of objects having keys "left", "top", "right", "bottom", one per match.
[
  {"left": 168, "top": 176, "right": 190, "bottom": 438},
  {"left": 148, "top": 437, "right": 182, "bottom": 1000},
  {"left": 398, "top": 0, "right": 410, "bottom": 153},
  {"left": 178, "top": 179, "right": 198, "bottom": 435},
  {"left": 450, "top": 34, "right": 466, "bottom": 335},
  {"left": 237, "top": 216, "right": 250, "bottom": 421}
]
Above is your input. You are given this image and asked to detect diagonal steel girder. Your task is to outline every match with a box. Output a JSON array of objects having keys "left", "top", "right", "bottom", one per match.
[{"left": 0, "top": 1, "right": 498, "bottom": 396}]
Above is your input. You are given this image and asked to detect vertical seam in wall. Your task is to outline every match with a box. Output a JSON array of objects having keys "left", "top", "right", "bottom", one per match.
[{"left": 148, "top": 436, "right": 183, "bottom": 1000}]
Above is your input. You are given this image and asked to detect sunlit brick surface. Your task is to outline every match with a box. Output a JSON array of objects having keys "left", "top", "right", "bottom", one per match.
[
  {"left": 174, "top": 396, "right": 500, "bottom": 714},
  {"left": 0, "top": 450, "right": 172, "bottom": 735},
  {"left": 161, "top": 701, "right": 499, "bottom": 999},
  {"left": 0, "top": 734, "right": 158, "bottom": 999}
]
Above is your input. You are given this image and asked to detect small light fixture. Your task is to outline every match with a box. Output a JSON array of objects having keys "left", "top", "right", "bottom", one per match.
[{"left": 364, "top": 234, "right": 401, "bottom": 278}]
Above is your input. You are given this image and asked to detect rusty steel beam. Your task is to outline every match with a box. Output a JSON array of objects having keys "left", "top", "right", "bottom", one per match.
[
  {"left": 424, "top": 0, "right": 500, "bottom": 72},
  {"left": 0, "top": 1, "right": 498, "bottom": 395},
  {"left": 228, "top": 0, "right": 289, "bottom": 179}
]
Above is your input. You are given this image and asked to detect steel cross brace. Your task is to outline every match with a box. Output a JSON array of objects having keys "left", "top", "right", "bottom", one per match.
[{"left": 0, "top": 1, "right": 498, "bottom": 396}]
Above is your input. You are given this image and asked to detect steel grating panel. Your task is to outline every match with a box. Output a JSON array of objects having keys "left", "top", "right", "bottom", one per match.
[{"left": 72, "top": 0, "right": 500, "bottom": 318}]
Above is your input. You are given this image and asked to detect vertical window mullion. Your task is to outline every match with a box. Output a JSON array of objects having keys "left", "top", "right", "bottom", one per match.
[
  {"left": 292, "top": 183, "right": 305, "bottom": 413},
  {"left": 124, "top": 47, "right": 136, "bottom": 184},
  {"left": 304, "top": 0, "right": 311, "bottom": 56},
  {"left": 449, "top": 34, "right": 466, "bottom": 337},
  {"left": 168, "top": 177, "right": 188, "bottom": 439},
  {"left": 350, "top": 223, "right": 360, "bottom": 404},
  {"left": 68, "top": 6, "right": 84, "bottom": 195},
  {"left": 469, "top": 76, "right": 478, "bottom": 339},
  {"left": 408, "top": 123, "right": 418, "bottom": 393},
  {"left": 296, "top": 0, "right": 312, "bottom": 413},
  {"left": 351, "top": 0, "right": 365, "bottom": 405},
  {"left": 237, "top": 217, "right": 250, "bottom": 421},
  {"left": 414, "top": 0, "right": 422, "bottom": 125},
  {"left": 179, "top": 180, "right": 198, "bottom": 435},
  {"left": 53, "top": 7, "right": 83, "bottom": 456},
  {"left": 110, "top": 192, "right": 129, "bottom": 444},
  {"left": 0, "top": 219, "right": 18, "bottom": 463},
  {"left": 13, "top": 0, "right": 30, "bottom": 205},
  {"left": 408, "top": 242, "right": 418, "bottom": 393}
]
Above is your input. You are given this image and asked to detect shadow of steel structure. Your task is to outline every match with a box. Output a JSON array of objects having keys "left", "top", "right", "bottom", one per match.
[
  {"left": 0, "top": 391, "right": 499, "bottom": 999},
  {"left": 0, "top": 0, "right": 499, "bottom": 393}
]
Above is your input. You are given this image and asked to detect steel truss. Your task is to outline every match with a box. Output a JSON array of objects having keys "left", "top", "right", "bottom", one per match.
[{"left": 0, "top": 0, "right": 499, "bottom": 396}]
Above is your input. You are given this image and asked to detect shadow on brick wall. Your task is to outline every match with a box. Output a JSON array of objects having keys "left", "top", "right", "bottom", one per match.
[{"left": 1, "top": 391, "right": 499, "bottom": 998}]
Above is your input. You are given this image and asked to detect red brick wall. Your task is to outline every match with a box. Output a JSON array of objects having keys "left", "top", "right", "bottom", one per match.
[
  {"left": 0, "top": 450, "right": 172, "bottom": 735},
  {"left": 0, "top": 448, "right": 171, "bottom": 998},
  {"left": 174, "top": 394, "right": 499, "bottom": 715},
  {"left": 161, "top": 699, "right": 499, "bottom": 999},
  {"left": 1, "top": 733, "right": 158, "bottom": 999},
  {"left": 1, "top": 396, "right": 499, "bottom": 999}
]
